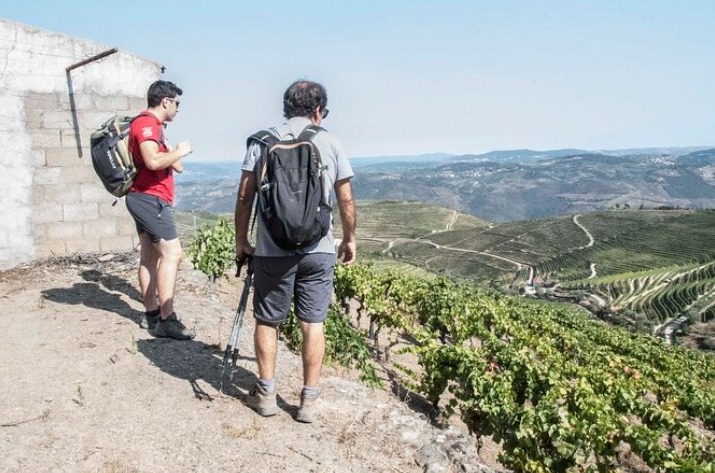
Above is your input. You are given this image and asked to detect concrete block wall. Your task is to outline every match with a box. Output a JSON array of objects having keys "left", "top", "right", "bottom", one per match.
[{"left": 0, "top": 18, "right": 163, "bottom": 269}]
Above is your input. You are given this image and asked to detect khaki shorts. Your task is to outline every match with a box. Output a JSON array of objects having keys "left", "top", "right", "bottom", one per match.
[{"left": 252, "top": 253, "right": 336, "bottom": 325}]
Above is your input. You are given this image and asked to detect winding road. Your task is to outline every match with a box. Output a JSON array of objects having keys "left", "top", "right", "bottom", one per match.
[
  {"left": 573, "top": 214, "right": 597, "bottom": 278},
  {"left": 373, "top": 213, "right": 600, "bottom": 285},
  {"left": 573, "top": 214, "right": 595, "bottom": 249},
  {"left": 373, "top": 210, "right": 526, "bottom": 271}
]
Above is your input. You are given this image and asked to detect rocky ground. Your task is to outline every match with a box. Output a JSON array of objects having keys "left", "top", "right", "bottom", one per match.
[{"left": 0, "top": 253, "right": 506, "bottom": 473}]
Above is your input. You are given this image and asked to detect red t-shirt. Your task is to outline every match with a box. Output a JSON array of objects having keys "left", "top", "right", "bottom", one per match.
[{"left": 129, "top": 112, "right": 174, "bottom": 204}]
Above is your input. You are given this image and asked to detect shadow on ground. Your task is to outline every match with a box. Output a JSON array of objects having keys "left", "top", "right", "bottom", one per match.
[
  {"left": 81, "top": 269, "right": 142, "bottom": 302},
  {"left": 40, "top": 268, "right": 143, "bottom": 324},
  {"left": 135, "top": 337, "right": 296, "bottom": 416},
  {"left": 41, "top": 281, "right": 138, "bottom": 323},
  {"left": 135, "top": 336, "right": 255, "bottom": 400}
]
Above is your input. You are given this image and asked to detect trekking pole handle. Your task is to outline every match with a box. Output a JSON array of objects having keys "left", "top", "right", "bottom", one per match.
[{"left": 236, "top": 254, "right": 253, "bottom": 277}]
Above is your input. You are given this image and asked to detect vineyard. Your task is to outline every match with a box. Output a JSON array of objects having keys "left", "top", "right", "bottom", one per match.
[
  {"left": 357, "top": 204, "right": 715, "bottom": 334},
  {"left": 562, "top": 261, "right": 715, "bottom": 329},
  {"left": 175, "top": 204, "right": 715, "bottom": 342},
  {"left": 179, "top": 207, "right": 715, "bottom": 471},
  {"left": 530, "top": 211, "right": 715, "bottom": 329},
  {"left": 354, "top": 200, "right": 489, "bottom": 246},
  {"left": 534, "top": 211, "right": 715, "bottom": 282},
  {"left": 369, "top": 208, "right": 715, "bottom": 289},
  {"left": 334, "top": 263, "right": 715, "bottom": 472},
  {"left": 177, "top": 205, "right": 715, "bottom": 337}
]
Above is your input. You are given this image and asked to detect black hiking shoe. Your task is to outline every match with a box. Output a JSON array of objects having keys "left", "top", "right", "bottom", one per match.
[
  {"left": 153, "top": 313, "right": 195, "bottom": 340},
  {"left": 139, "top": 309, "right": 160, "bottom": 330}
]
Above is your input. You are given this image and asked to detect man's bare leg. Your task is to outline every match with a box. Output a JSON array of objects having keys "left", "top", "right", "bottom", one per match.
[
  {"left": 246, "top": 322, "right": 280, "bottom": 416},
  {"left": 153, "top": 237, "right": 182, "bottom": 319},
  {"left": 295, "top": 320, "right": 325, "bottom": 423},
  {"left": 137, "top": 232, "right": 159, "bottom": 312},
  {"left": 150, "top": 237, "right": 194, "bottom": 340},
  {"left": 300, "top": 321, "right": 325, "bottom": 387},
  {"left": 254, "top": 322, "right": 278, "bottom": 380}
]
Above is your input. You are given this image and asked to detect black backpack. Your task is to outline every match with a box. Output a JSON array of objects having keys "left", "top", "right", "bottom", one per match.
[
  {"left": 89, "top": 114, "right": 139, "bottom": 197},
  {"left": 248, "top": 125, "right": 332, "bottom": 250}
]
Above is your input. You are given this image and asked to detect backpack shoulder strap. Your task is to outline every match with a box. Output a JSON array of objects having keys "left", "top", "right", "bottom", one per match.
[
  {"left": 128, "top": 112, "right": 165, "bottom": 145},
  {"left": 131, "top": 111, "right": 153, "bottom": 123},
  {"left": 296, "top": 124, "right": 325, "bottom": 142},
  {"left": 247, "top": 129, "right": 279, "bottom": 148}
]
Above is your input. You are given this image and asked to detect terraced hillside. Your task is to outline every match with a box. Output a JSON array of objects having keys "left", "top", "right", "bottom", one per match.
[
  {"left": 534, "top": 210, "right": 715, "bottom": 280},
  {"left": 351, "top": 200, "right": 490, "bottom": 259},
  {"left": 355, "top": 203, "right": 715, "bottom": 336},
  {"left": 561, "top": 261, "right": 715, "bottom": 331},
  {"left": 381, "top": 210, "right": 597, "bottom": 284},
  {"left": 175, "top": 203, "right": 715, "bottom": 338}
]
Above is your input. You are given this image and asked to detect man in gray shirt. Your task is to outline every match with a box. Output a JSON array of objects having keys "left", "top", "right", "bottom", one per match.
[{"left": 234, "top": 80, "right": 357, "bottom": 423}]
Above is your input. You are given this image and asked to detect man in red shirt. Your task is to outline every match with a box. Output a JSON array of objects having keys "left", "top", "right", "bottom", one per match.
[{"left": 125, "top": 80, "right": 195, "bottom": 340}]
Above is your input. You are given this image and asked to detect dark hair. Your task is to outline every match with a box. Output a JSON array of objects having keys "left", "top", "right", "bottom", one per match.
[
  {"left": 147, "top": 80, "right": 183, "bottom": 108},
  {"left": 283, "top": 80, "right": 327, "bottom": 119}
]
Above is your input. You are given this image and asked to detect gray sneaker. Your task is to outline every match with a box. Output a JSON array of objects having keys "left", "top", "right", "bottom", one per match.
[
  {"left": 246, "top": 384, "right": 279, "bottom": 417},
  {"left": 153, "top": 313, "right": 195, "bottom": 340},
  {"left": 139, "top": 309, "right": 159, "bottom": 330},
  {"left": 296, "top": 392, "right": 320, "bottom": 423}
]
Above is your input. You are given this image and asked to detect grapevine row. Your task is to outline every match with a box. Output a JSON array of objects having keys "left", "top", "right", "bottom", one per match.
[{"left": 334, "top": 263, "right": 715, "bottom": 472}]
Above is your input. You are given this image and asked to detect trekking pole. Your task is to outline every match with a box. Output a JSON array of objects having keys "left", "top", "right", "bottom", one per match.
[{"left": 220, "top": 254, "right": 254, "bottom": 388}]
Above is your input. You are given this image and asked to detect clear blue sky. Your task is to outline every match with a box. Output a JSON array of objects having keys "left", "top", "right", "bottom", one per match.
[{"left": 3, "top": 1, "right": 714, "bottom": 161}]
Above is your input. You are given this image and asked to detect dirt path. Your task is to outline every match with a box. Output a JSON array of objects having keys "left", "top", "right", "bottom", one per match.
[
  {"left": 588, "top": 262, "right": 598, "bottom": 279},
  {"left": 0, "top": 254, "right": 502, "bottom": 473},
  {"left": 572, "top": 214, "right": 595, "bottom": 249},
  {"left": 445, "top": 210, "right": 459, "bottom": 231}
]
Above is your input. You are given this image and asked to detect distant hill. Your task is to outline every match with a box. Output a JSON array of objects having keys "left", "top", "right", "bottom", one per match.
[
  {"left": 179, "top": 161, "right": 242, "bottom": 183},
  {"left": 449, "top": 148, "right": 590, "bottom": 163},
  {"left": 350, "top": 152, "right": 454, "bottom": 169},
  {"left": 596, "top": 146, "right": 713, "bottom": 156},
  {"left": 175, "top": 146, "right": 715, "bottom": 221},
  {"left": 174, "top": 161, "right": 239, "bottom": 213},
  {"left": 352, "top": 148, "right": 715, "bottom": 222}
]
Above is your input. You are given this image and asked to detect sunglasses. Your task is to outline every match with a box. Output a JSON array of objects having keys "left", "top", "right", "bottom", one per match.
[
  {"left": 321, "top": 108, "right": 329, "bottom": 119},
  {"left": 165, "top": 97, "right": 180, "bottom": 108}
]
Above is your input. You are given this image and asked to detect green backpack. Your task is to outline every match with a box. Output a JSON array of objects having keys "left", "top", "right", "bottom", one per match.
[{"left": 89, "top": 115, "right": 138, "bottom": 197}]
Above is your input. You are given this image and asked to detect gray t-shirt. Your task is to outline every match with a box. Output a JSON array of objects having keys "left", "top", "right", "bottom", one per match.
[{"left": 241, "top": 117, "right": 354, "bottom": 256}]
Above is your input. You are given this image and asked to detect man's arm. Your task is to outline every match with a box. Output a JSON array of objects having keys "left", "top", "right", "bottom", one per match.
[
  {"left": 335, "top": 178, "right": 356, "bottom": 264},
  {"left": 235, "top": 170, "right": 256, "bottom": 257},
  {"left": 139, "top": 140, "right": 192, "bottom": 171},
  {"left": 171, "top": 159, "right": 184, "bottom": 173}
]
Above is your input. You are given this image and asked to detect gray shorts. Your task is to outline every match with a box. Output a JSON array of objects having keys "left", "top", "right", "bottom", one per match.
[
  {"left": 252, "top": 253, "right": 336, "bottom": 326},
  {"left": 125, "top": 192, "right": 178, "bottom": 243}
]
